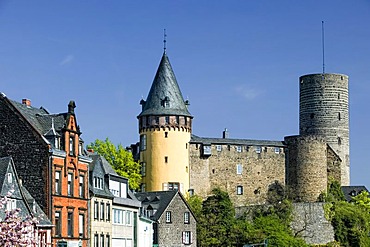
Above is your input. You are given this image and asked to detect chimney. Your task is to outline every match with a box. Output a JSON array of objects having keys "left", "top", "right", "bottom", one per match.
[
  {"left": 22, "top": 98, "right": 31, "bottom": 106},
  {"left": 223, "top": 128, "right": 229, "bottom": 139}
]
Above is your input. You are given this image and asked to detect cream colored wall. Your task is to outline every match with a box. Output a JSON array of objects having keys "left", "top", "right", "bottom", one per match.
[
  {"left": 90, "top": 197, "right": 112, "bottom": 247},
  {"left": 141, "top": 127, "right": 191, "bottom": 194}
]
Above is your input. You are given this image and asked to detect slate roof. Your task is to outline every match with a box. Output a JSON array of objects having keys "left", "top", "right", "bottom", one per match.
[
  {"left": 88, "top": 154, "right": 115, "bottom": 199},
  {"left": 135, "top": 190, "right": 178, "bottom": 221},
  {"left": 341, "top": 186, "right": 369, "bottom": 202},
  {"left": 9, "top": 99, "right": 68, "bottom": 136},
  {"left": 0, "top": 157, "right": 52, "bottom": 227},
  {"left": 138, "top": 52, "right": 192, "bottom": 117},
  {"left": 191, "top": 134, "right": 285, "bottom": 147}
]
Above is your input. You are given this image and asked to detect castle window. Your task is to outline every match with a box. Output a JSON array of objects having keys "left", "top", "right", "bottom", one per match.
[
  {"left": 202, "top": 145, "right": 211, "bottom": 156},
  {"left": 141, "top": 162, "right": 146, "bottom": 176},
  {"left": 310, "top": 113, "right": 315, "bottom": 119},
  {"left": 182, "top": 231, "right": 192, "bottom": 245},
  {"left": 338, "top": 93, "right": 340, "bottom": 100},
  {"left": 184, "top": 212, "right": 190, "bottom": 224},
  {"left": 165, "top": 116, "right": 169, "bottom": 124},
  {"left": 106, "top": 203, "right": 111, "bottom": 222},
  {"left": 140, "top": 135, "right": 147, "bottom": 151},
  {"left": 186, "top": 143, "right": 188, "bottom": 149},
  {"left": 155, "top": 116, "right": 159, "bottom": 124},
  {"left": 338, "top": 137, "right": 342, "bottom": 145},
  {"left": 165, "top": 211, "right": 172, "bottom": 223},
  {"left": 236, "top": 164, "right": 243, "bottom": 175},
  {"left": 246, "top": 146, "right": 250, "bottom": 152},
  {"left": 146, "top": 116, "right": 150, "bottom": 126},
  {"left": 274, "top": 147, "right": 280, "bottom": 154},
  {"left": 165, "top": 156, "right": 168, "bottom": 163},
  {"left": 176, "top": 116, "right": 180, "bottom": 124},
  {"left": 255, "top": 146, "right": 261, "bottom": 154},
  {"left": 338, "top": 112, "right": 341, "bottom": 120},
  {"left": 216, "top": 145, "right": 222, "bottom": 151},
  {"left": 165, "top": 132, "right": 168, "bottom": 138},
  {"left": 237, "top": 186, "right": 243, "bottom": 195},
  {"left": 100, "top": 202, "right": 105, "bottom": 220},
  {"left": 184, "top": 117, "right": 187, "bottom": 125},
  {"left": 236, "top": 146, "right": 242, "bottom": 152},
  {"left": 7, "top": 173, "right": 12, "bottom": 183},
  {"left": 168, "top": 182, "right": 179, "bottom": 191}
]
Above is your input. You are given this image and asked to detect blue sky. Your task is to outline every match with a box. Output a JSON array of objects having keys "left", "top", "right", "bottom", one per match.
[{"left": 0, "top": 1, "right": 369, "bottom": 188}]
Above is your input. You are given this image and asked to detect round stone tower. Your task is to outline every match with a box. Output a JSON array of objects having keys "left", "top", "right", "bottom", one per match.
[
  {"left": 138, "top": 52, "right": 193, "bottom": 194},
  {"left": 299, "top": 73, "right": 349, "bottom": 185},
  {"left": 285, "top": 135, "right": 328, "bottom": 202}
]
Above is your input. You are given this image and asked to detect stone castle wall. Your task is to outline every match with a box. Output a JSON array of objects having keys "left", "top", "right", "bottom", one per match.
[
  {"left": 285, "top": 135, "right": 327, "bottom": 202},
  {"left": 190, "top": 142, "right": 286, "bottom": 207},
  {"left": 299, "top": 73, "right": 349, "bottom": 185}
]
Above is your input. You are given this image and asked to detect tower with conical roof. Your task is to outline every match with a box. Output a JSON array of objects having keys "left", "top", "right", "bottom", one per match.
[{"left": 138, "top": 51, "right": 193, "bottom": 194}]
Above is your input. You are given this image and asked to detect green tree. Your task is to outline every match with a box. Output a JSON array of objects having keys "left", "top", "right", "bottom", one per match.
[
  {"left": 200, "top": 188, "right": 236, "bottom": 247},
  {"left": 88, "top": 138, "right": 141, "bottom": 190},
  {"left": 352, "top": 191, "right": 370, "bottom": 211},
  {"left": 331, "top": 201, "right": 370, "bottom": 247}
]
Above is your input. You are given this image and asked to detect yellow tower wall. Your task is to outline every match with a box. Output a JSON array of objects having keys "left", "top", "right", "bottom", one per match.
[{"left": 140, "top": 127, "right": 191, "bottom": 194}]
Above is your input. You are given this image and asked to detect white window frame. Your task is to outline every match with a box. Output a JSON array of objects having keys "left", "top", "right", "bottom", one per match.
[
  {"left": 182, "top": 231, "right": 192, "bottom": 245},
  {"left": 184, "top": 212, "right": 190, "bottom": 224},
  {"left": 255, "top": 146, "right": 261, "bottom": 154},
  {"left": 237, "top": 185, "right": 243, "bottom": 195},
  {"left": 216, "top": 145, "right": 222, "bottom": 152},
  {"left": 274, "top": 147, "right": 280, "bottom": 154},
  {"left": 236, "top": 146, "right": 242, "bottom": 152},
  {"left": 236, "top": 164, "right": 243, "bottom": 175},
  {"left": 165, "top": 211, "right": 171, "bottom": 223}
]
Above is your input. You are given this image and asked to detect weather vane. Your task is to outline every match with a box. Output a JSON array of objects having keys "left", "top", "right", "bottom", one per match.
[{"left": 163, "top": 28, "right": 167, "bottom": 53}]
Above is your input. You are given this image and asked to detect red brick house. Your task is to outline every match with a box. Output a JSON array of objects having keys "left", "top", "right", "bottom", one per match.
[{"left": 0, "top": 93, "right": 91, "bottom": 247}]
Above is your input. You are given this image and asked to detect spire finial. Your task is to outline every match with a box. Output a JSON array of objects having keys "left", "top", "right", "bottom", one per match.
[
  {"left": 163, "top": 28, "right": 167, "bottom": 53},
  {"left": 322, "top": 21, "right": 325, "bottom": 74}
]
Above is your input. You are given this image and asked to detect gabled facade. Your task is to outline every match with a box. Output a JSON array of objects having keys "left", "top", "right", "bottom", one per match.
[
  {"left": 0, "top": 156, "right": 53, "bottom": 246},
  {"left": 88, "top": 153, "right": 142, "bottom": 247},
  {"left": 136, "top": 190, "right": 197, "bottom": 247},
  {"left": 0, "top": 94, "right": 91, "bottom": 247},
  {"left": 89, "top": 154, "right": 114, "bottom": 247},
  {"left": 138, "top": 52, "right": 193, "bottom": 195}
]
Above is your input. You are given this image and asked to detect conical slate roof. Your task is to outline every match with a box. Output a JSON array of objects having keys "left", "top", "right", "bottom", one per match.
[{"left": 138, "top": 52, "right": 192, "bottom": 117}]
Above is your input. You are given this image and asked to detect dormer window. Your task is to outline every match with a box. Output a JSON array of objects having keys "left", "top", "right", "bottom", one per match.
[
  {"left": 161, "top": 96, "right": 170, "bottom": 108},
  {"left": 94, "top": 176, "right": 103, "bottom": 189},
  {"left": 7, "top": 173, "right": 12, "bottom": 183}
]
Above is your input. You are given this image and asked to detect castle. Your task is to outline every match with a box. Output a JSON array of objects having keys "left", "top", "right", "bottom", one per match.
[{"left": 137, "top": 51, "right": 349, "bottom": 207}]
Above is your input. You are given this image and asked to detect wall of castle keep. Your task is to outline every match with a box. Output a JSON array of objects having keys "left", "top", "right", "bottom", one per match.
[
  {"left": 299, "top": 73, "right": 349, "bottom": 185},
  {"left": 285, "top": 135, "right": 327, "bottom": 202},
  {"left": 189, "top": 142, "right": 286, "bottom": 207}
]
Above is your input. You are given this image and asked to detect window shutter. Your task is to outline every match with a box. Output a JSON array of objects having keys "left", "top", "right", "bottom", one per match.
[
  {"left": 190, "top": 231, "right": 193, "bottom": 244},
  {"left": 182, "top": 232, "right": 185, "bottom": 244},
  {"left": 163, "top": 183, "right": 168, "bottom": 191}
]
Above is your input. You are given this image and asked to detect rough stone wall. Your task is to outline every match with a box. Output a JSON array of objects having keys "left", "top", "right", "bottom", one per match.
[
  {"left": 285, "top": 135, "right": 327, "bottom": 202},
  {"left": 190, "top": 143, "right": 286, "bottom": 207},
  {"left": 299, "top": 73, "right": 349, "bottom": 185},
  {"left": 157, "top": 193, "right": 197, "bottom": 247},
  {"left": 0, "top": 96, "right": 50, "bottom": 212},
  {"left": 327, "top": 146, "right": 342, "bottom": 183},
  {"left": 291, "top": 203, "right": 334, "bottom": 245}
]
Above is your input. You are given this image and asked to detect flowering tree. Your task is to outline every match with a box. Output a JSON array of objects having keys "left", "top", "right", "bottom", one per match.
[{"left": 0, "top": 192, "right": 38, "bottom": 246}]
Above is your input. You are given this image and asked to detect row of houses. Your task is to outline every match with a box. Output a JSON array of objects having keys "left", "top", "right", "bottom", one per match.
[{"left": 0, "top": 94, "right": 196, "bottom": 247}]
